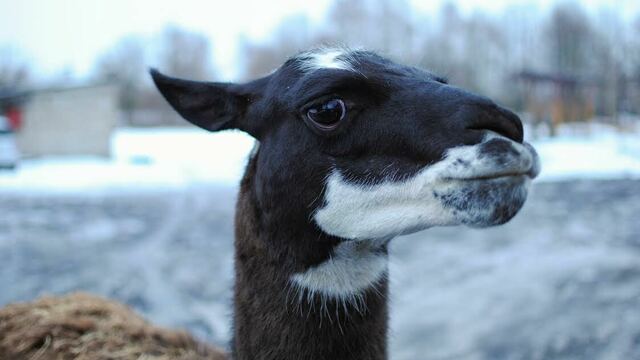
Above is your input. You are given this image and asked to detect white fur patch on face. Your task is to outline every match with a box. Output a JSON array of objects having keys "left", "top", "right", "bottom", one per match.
[
  {"left": 290, "top": 241, "right": 388, "bottom": 302},
  {"left": 297, "top": 48, "right": 355, "bottom": 73},
  {"left": 314, "top": 134, "right": 539, "bottom": 240}
]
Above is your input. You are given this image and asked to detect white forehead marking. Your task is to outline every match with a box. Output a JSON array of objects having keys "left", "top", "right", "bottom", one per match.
[
  {"left": 314, "top": 135, "right": 535, "bottom": 240},
  {"left": 290, "top": 241, "right": 387, "bottom": 300},
  {"left": 297, "top": 48, "right": 355, "bottom": 73}
]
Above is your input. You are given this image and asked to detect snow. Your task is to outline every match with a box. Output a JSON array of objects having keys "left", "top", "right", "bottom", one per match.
[
  {"left": 530, "top": 122, "right": 640, "bottom": 181},
  {"left": 0, "top": 128, "right": 255, "bottom": 192},
  {"left": 1, "top": 122, "right": 639, "bottom": 192}
]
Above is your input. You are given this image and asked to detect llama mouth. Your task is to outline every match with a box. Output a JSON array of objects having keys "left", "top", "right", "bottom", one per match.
[
  {"left": 446, "top": 141, "right": 540, "bottom": 182},
  {"left": 451, "top": 172, "right": 530, "bottom": 181},
  {"left": 449, "top": 166, "right": 538, "bottom": 182}
]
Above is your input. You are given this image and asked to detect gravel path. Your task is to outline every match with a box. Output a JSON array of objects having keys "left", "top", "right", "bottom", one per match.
[{"left": 1, "top": 179, "right": 639, "bottom": 359}]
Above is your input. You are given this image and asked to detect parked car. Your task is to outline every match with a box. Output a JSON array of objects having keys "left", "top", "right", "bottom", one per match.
[{"left": 0, "top": 115, "right": 18, "bottom": 170}]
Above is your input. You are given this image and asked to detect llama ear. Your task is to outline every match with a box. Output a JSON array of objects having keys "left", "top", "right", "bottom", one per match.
[{"left": 150, "top": 69, "right": 257, "bottom": 136}]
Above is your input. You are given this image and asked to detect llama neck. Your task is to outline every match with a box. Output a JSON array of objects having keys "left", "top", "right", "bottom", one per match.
[{"left": 230, "top": 161, "right": 389, "bottom": 360}]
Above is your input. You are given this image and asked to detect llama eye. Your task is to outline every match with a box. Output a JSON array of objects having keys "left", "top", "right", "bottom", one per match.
[{"left": 306, "top": 99, "right": 346, "bottom": 130}]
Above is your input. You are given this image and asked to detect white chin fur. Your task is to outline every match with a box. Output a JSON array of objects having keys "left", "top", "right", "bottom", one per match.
[
  {"left": 290, "top": 241, "right": 388, "bottom": 301},
  {"left": 313, "top": 134, "right": 536, "bottom": 240}
]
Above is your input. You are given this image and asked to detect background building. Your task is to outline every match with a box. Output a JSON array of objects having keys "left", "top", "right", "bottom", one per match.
[{"left": 1, "top": 84, "right": 119, "bottom": 158}]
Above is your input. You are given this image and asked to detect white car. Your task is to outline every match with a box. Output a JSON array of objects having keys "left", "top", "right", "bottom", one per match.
[{"left": 0, "top": 115, "right": 18, "bottom": 170}]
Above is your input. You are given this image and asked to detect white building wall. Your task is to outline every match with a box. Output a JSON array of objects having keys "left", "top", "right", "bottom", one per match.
[{"left": 17, "top": 84, "right": 119, "bottom": 157}]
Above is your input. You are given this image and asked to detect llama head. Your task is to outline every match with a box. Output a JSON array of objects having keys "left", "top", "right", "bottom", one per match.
[{"left": 151, "top": 49, "right": 539, "bottom": 242}]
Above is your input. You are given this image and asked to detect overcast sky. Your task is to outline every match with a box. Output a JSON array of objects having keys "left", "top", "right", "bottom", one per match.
[{"left": 1, "top": 0, "right": 638, "bottom": 81}]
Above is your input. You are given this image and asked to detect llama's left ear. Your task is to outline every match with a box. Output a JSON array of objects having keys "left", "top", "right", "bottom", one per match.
[{"left": 150, "top": 69, "right": 259, "bottom": 137}]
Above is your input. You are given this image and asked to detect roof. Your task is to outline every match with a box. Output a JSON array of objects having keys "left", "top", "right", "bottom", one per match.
[
  {"left": 0, "top": 81, "right": 118, "bottom": 107},
  {"left": 28, "top": 81, "right": 117, "bottom": 95}
]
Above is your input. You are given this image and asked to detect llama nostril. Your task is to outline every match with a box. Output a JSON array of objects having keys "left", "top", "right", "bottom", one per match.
[{"left": 466, "top": 107, "right": 524, "bottom": 143}]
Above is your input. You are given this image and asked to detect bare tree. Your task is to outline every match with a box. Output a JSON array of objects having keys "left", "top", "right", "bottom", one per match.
[
  {"left": 240, "top": 15, "right": 319, "bottom": 79},
  {"left": 240, "top": 0, "right": 416, "bottom": 80},
  {"left": 158, "top": 26, "right": 213, "bottom": 80},
  {"left": 545, "top": 3, "right": 594, "bottom": 76},
  {"left": 326, "top": 0, "right": 415, "bottom": 60},
  {"left": 0, "top": 46, "right": 30, "bottom": 89},
  {"left": 95, "top": 36, "right": 146, "bottom": 84},
  {"left": 94, "top": 36, "right": 146, "bottom": 124},
  {"left": 236, "top": 0, "right": 638, "bottom": 122},
  {"left": 418, "top": 3, "right": 509, "bottom": 100},
  {"left": 417, "top": 3, "right": 462, "bottom": 75},
  {"left": 631, "top": 16, "right": 640, "bottom": 114}
]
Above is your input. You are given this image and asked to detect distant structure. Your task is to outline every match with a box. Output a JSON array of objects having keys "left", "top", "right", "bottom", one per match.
[
  {"left": 0, "top": 84, "right": 119, "bottom": 158},
  {"left": 513, "top": 71, "right": 596, "bottom": 135},
  {"left": 514, "top": 70, "right": 640, "bottom": 135}
]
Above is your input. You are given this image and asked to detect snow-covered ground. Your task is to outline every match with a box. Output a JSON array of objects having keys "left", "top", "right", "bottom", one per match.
[
  {"left": 531, "top": 122, "right": 640, "bottom": 181},
  {"left": 1, "top": 122, "right": 640, "bottom": 191},
  {"left": 1, "top": 179, "right": 639, "bottom": 360},
  {"left": 0, "top": 128, "right": 256, "bottom": 192}
]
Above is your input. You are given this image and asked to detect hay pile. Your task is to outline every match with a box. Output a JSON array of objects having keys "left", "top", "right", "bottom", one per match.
[{"left": 0, "top": 292, "right": 226, "bottom": 360}]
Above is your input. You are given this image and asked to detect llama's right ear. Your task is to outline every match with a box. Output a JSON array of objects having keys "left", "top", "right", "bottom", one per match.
[{"left": 150, "top": 69, "right": 258, "bottom": 136}]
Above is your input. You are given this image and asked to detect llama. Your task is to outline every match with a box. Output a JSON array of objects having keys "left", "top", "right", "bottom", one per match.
[{"left": 149, "top": 48, "right": 540, "bottom": 360}]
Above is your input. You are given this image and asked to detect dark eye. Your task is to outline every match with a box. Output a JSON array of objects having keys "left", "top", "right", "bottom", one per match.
[{"left": 306, "top": 99, "right": 346, "bottom": 130}]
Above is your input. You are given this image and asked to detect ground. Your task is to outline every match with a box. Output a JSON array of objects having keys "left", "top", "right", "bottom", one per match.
[{"left": 1, "top": 179, "right": 639, "bottom": 360}]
